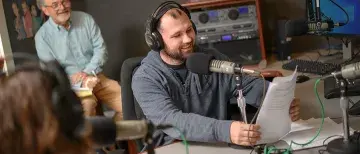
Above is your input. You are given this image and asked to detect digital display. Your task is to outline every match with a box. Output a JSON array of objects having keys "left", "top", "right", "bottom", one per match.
[
  {"left": 238, "top": 7, "right": 249, "bottom": 14},
  {"left": 208, "top": 11, "right": 218, "bottom": 18},
  {"left": 221, "top": 35, "right": 232, "bottom": 41}
]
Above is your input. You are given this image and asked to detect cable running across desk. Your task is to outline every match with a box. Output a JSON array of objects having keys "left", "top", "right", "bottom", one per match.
[
  {"left": 166, "top": 78, "right": 324, "bottom": 154},
  {"left": 174, "top": 127, "right": 189, "bottom": 154},
  {"left": 261, "top": 79, "right": 325, "bottom": 154}
]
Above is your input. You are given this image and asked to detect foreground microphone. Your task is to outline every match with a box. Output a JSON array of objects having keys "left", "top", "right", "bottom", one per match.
[
  {"left": 87, "top": 117, "right": 171, "bottom": 147},
  {"left": 186, "top": 52, "right": 260, "bottom": 75},
  {"left": 322, "top": 62, "right": 360, "bottom": 80}
]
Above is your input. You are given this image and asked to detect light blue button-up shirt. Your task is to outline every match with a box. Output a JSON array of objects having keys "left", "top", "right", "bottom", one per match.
[{"left": 35, "top": 11, "right": 107, "bottom": 76}]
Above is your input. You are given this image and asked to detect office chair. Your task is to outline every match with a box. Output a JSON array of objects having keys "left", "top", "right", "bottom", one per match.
[{"left": 120, "top": 56, "right": 146, "bottom": 153}]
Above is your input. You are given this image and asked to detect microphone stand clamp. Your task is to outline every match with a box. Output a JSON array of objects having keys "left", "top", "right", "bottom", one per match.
[{"left": 235, "top": 63, "right": 247, "bottom": 124}]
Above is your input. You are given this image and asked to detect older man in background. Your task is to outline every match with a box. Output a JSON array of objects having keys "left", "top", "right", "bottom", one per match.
[{"left": 35, "top": 0, "right": 123, "bottom": 122}]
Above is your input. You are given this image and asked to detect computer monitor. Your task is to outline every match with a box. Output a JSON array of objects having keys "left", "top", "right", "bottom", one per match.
[
  {"left": 309, "top": 0, "right": 360, "bottom": 64},
  {"left": 310, "top": 0, "right": 360, "bottom": 35}
]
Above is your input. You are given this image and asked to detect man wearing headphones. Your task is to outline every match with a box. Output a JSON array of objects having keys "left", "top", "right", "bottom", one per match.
[
  {"left": 132, "top": 1, "right": 300, "bottom": 147},
  {"left": 34, "top": 0, "right": 123, "bottom": 122}
]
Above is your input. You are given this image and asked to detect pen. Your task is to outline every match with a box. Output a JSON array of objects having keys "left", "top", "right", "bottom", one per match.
[
  {"left": 91, "top": 70, "right": 101, "bottom": 86},
  {"left": 91, "top": 71, "right": 97, "bottom": 77}
]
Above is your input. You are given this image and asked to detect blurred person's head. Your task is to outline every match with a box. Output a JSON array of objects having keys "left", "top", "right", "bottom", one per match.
[
  {"left": 0, "top": 63, "right": 93, "bottom": 154},
  {"left": 37, "top": 0, "right": 71, "bottom": 26}
]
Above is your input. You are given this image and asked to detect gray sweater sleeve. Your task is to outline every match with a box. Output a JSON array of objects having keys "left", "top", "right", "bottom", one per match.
[{"left": 132, "top": 75, "right": 233, "bottom": 143}]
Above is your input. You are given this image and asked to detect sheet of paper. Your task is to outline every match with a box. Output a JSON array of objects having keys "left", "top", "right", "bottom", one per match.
[
  {"left": 290, "top": 120, "right": 314, "bottom": 133},
  {"left": 280, "top": 117, "right": 353, "bottom": 151},
  {"left": 255, "top": 67, "right": 298, "bottom": 144},
  {"left": 72, "top": 87, "right": 92, "bottom": 91}
]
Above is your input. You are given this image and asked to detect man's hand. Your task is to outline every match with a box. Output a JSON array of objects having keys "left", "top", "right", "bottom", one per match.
[
  {"left": 82, "top": 76, "right": 99, "bottom": 88},
  {"left": 230, "top": 121, "right": 261, "bottom": 146},
  {"left": 70, "top": 72, "right": 87, "bottom": 85},
  {"left": 289, "top": 98, "right": 300, "bottom": 121}
]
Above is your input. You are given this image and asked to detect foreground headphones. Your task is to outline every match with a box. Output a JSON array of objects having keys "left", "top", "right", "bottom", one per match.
[
  {"left": 8, "top": 52, "right": 85, "bottom": 141},
  {"left": 145, "top": 1, "right": 197, "bottom": 51}
]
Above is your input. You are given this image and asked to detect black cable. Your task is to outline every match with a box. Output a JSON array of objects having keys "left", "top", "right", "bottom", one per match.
[
  {"left": 324, "top": 45, "right": 360, "bottom": 74},
  {"left": 250, "top": 148, "right": 255, "bottom": 154},
  {"left": 340, "top": 46, "right": 360, "bottom": 66},
  {"left": 328, "top": 0, "right": 349, "bottom": 26},
  {"left": 318, "top": 149, "right": 327, "bottom": 154},
  {"left": 326, "top": 37, "right": 331, "bottom": 56},
  {"left": 321, "top": 12, "right": 331, "bottom": 20},
  {"left": 349, "top": 99, "right": 355, "bottom": 106},
  {"left": 341, "top": 38, "right": 350, "bottom": 48},
  {"left": 322, "top": 135, "right": 343, "bottom": 145}
]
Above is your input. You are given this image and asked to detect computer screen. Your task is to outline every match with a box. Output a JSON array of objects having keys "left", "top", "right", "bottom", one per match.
[{"left": 310, "top": 0, "right": 360, "bottom": 35}]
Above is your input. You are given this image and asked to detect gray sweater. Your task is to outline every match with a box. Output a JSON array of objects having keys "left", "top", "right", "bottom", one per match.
[{"left": 132, "top": 47, "right": 269, "bottom": 146}]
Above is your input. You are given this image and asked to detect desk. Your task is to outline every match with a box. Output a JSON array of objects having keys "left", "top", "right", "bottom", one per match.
[
  {"left": 263, "top": 50, "right": 360, "bottom": 119},
  {"left": 142, "top": 142, "right": 324, "bottom": 154},
  {"left": 140, "top": 50, "right": 360, "bottom": 154},
  {"left": 142, "top": 117, "right": 360, "bottom": 154}
]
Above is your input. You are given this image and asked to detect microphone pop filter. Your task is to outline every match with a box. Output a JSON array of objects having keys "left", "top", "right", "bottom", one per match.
[{"left": 186, "top": 53, "right": 214, "bottom": 75}]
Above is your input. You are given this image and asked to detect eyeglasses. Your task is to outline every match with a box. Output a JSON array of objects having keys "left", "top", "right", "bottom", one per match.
[{"left": 44, "top": 0, "right": 70, "bottom": 10}]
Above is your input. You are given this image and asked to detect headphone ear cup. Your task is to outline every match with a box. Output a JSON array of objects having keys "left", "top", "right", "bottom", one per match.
[
  {"left": 145, "top": 18, "right": 156, "bottom": 50},
  {"left": 191, "top": 21, "right": 197, "bottom": 34},
  {"left": 145, "top": 32, "right": 156, "bottom": 51},
  {"left": 152, "top": 31, "right": 164, "bottom": 51}
]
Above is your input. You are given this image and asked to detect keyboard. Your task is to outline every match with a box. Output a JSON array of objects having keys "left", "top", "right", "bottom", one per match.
[{"left": 282, "top": 59, "right": 341, "bottom": 75}]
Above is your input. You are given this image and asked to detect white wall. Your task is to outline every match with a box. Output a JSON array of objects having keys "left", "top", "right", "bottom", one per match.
[{"left": 0, "top": 0, "right": 14, "bottom": 73}]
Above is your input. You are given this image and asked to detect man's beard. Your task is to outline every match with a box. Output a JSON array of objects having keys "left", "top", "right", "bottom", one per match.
[
  {"left": 163, "top": 45, "right": 195, "bottom": 61},
  {"left": 163, "top": 49, "right": 186, "bottom": 61}
]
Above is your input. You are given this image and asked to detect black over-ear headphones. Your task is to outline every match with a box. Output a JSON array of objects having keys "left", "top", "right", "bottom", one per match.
[
  {"left": 145, "top": 1, "right": 197, "bottom": 52},
  {"left": 8, "top": 52, "right": 85, "bottom": 141}
]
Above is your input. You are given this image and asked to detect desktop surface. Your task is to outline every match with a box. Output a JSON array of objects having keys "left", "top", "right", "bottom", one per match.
[
  {"left": 137, "top": 51, "right": 360, "bottom": 154},
  {"left": 141, "top": 117, "right": 360, "bottom": 154}
]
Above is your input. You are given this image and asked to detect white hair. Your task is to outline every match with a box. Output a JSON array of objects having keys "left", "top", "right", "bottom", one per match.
[{"left": 36, "top": 0, "right": 45, "bottom": 9}]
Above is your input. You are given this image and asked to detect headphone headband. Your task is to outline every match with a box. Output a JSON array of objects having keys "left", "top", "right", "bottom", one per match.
[
  {"left": 150, "top": 1, "right": 188, "bottom": 32},
  {"left": 151, "top": 1, "right": 183, "bottom": 19},
  {"left": 145, "top": 1, "right": 195, "bottom": 52}
]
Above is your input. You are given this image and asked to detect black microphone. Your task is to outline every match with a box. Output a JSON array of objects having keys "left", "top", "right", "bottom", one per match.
[
  {"left": 322, "top": 62, "right": 360, "bottom": 80},
  {"left": 283, "top": 19, "right": 338, "bottom": 37},
  {"left": 87, "top": 117, "right": 172, "bottom": 148},
  {"left": 186, "top": 52, "right": 260, "bottom": 75},
  {"left": 307, "top": 20, "right": 335, "bottom": 32}
]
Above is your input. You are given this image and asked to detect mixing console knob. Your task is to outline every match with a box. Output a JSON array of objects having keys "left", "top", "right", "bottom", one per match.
[
  {"left": 228, "top": 9, "right": 239, "bottom": 20},
  {"left": 198, "top": 13, "right": 209, "bottom": 24}
]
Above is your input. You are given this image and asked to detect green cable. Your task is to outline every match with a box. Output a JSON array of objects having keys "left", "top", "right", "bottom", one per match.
[
  {"left": 174, "top": 127, "right": 189, "bottom": 154},
  {"left": 287, "top": 78, "right": 325, "bottom": 150},
  {"left": 265, "top": 78, "right": 325, "bottom": 154},
  {"left": 174, "top": 79, "right": 325, "bottom": 154}
]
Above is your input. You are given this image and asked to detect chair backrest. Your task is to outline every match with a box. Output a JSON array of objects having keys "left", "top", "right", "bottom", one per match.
[
  {"left": 120, "top": 56, "right": 146, "bottom": 152},
  {"left": 121, "top": 57, "right": 145, "bottom": 120}
]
